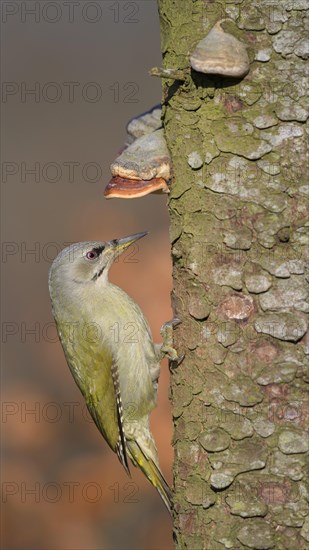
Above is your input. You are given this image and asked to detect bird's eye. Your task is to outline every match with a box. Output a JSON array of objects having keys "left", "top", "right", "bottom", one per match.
[{"left": 86, "top": 250, "right": 98, "bottom": 260}]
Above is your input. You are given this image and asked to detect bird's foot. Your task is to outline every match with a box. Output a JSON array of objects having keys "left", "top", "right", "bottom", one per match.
[{"left": 159, "top": 319, "right": 184, "bottom": 367}]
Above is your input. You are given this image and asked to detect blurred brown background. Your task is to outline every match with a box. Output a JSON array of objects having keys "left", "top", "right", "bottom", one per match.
[{"left": 1, "top": 2, "right": 173, "bottom": 548}]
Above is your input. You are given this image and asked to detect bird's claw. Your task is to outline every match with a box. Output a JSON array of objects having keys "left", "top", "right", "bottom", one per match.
[
  {"left": 160, "top": 318, "right": 181, "bottom": 335},
  {"left": 159, "top": 318, "right": 184, "bottom": 367}
]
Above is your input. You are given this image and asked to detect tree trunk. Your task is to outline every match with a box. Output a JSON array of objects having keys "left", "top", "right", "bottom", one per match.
[{"left": 157, "top": 1, "right": 308, "bottom": 548}]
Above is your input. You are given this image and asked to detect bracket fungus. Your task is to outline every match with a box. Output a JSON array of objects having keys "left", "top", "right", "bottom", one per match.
[
  {"left": 104, "top": 107, "right": 171, "bottom": 199},
  {"left": 190, "top": 20, "right": 250, "bottom": 79},
  {"left": 126, "top": 105, "right": 162, "bottom": 145}
]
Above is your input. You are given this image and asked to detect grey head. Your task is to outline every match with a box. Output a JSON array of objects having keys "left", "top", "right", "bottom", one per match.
[{"left": 49, "top": 232, "right": 148, "bottom": 291}]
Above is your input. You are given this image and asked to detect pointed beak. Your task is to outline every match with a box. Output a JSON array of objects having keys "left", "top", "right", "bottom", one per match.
[{"left": 108, "top": 231, "right": 148, "bottom": 259}]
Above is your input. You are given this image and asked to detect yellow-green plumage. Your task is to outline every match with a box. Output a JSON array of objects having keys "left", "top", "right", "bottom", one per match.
[{"left": 49, "top": 233, "right": 172, "bottom": 513}]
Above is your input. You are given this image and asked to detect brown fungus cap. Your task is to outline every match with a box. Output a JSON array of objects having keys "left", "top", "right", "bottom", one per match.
[
  {"left": 104, "top": 128, "right": 171, "bottom": 199},
  {"left": 190, "top": 20, "right": 250, "bottom": 78},
  {"left": 110, "top": 129, "right": 170, "bottom": 181}
]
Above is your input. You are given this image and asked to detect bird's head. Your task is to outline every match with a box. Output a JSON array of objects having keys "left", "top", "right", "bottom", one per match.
[{"left": 49, "top": 231, "right": 148, "bottom": 289}]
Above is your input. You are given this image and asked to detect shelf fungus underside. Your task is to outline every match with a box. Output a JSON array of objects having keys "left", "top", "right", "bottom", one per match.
[{"left": 104, "top": 128, "right": 171, "bottom": 199}]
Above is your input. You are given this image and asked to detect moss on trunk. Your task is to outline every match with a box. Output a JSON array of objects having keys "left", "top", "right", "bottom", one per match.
[{"left": 157, "top": 1, "right": 308, "bottom": 548}]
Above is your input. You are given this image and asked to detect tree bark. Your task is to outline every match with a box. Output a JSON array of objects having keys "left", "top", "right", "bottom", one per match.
[{"left": 157, "top": 1, "right": 308, "bottom": 548}]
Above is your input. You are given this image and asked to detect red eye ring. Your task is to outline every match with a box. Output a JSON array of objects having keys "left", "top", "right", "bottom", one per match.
[{"left": 86, "top": 250, "right": 98, "bottom": 260}]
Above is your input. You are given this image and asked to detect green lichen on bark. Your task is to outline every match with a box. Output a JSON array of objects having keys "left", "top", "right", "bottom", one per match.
[{"left": 157, "top": 1, "right": 308, "bottom": 548}]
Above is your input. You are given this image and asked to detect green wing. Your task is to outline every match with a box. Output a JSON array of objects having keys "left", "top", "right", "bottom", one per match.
[{"left": 58, "top": 320, "right": 130, "bottom": 474}]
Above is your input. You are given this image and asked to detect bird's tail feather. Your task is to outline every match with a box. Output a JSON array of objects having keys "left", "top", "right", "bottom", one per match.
[{"left": 127, "top": 440, "right": 172, "bottom": 515}]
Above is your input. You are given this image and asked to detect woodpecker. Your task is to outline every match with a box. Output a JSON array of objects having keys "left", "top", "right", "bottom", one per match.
[{"left": 49, "top": 232, "right": 179, "bottom": 513}]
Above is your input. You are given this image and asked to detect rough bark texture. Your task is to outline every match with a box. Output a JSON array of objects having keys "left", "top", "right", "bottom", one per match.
[{"left": 157, "top": 1, "right": 308, "bottom": 549}]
